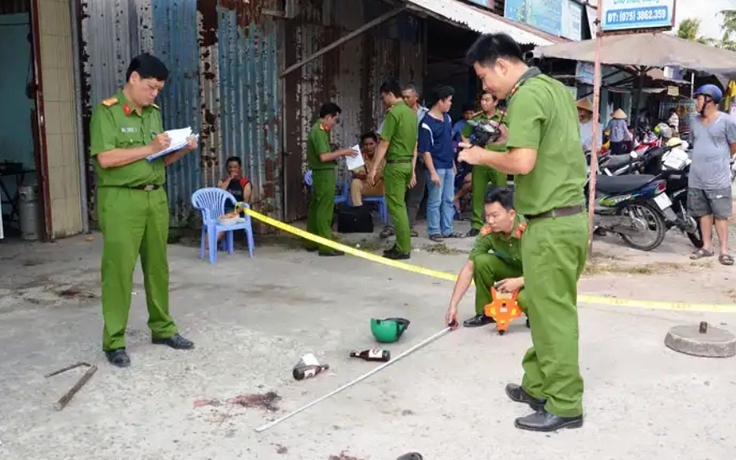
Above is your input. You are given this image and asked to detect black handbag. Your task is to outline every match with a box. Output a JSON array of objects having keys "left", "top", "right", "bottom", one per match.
[{"left": 336, "top": 204, "right": 374, "bottom": 233}]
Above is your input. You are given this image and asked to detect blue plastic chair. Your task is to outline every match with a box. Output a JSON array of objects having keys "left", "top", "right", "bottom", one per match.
[
  {"left": 362, "top": 195, "right": 388, "bottom": 224},
  {"left": 304, "top": 169, "right": 350, "bottom": 206},
  {"left": 191, "top": 187, "right": 255, "bottom": 264}
]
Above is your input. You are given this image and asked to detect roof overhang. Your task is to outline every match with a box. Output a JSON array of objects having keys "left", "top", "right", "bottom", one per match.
[{"left": 403, "top": 0, "right": 566, "bottom": 47}]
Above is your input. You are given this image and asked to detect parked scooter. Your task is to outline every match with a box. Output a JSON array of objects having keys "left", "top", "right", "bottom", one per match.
[{"left": 585, "top": 162, "right": 675, "bottom": 251}]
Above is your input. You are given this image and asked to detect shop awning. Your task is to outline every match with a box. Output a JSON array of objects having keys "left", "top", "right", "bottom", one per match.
[{"left": 403, "top": 0, "right": 564, "bottom": 47}]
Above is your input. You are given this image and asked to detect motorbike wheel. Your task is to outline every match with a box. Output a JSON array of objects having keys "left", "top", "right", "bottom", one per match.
[
  {"left": 686, "top": 219, "right": 704, "bottom": 249},
  {"left": 673, "top": 193, "right": 703, "bottom": 249},
  {"left": 620, "top": 202, "right": 667, "bottom": 251}
]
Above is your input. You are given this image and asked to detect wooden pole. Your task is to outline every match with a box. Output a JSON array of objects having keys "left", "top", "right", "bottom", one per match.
[{"left": 587, "top": 0, "right": 604, "bottom": 253}]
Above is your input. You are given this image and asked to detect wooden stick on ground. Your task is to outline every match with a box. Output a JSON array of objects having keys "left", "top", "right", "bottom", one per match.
[{"left": 45, "top": 362, "right": 98, "bottom": 411}]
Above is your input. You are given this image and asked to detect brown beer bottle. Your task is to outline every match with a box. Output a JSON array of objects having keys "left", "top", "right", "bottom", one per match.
[
  {"left": 350, "top": 348, "right": 391, "bottom": 362},
  {"left": 293, "top": 364, "right": 329, "bottom": 381}
]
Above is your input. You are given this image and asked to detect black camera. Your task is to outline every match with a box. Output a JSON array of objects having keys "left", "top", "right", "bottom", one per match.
[{"left": 467, "top": 120, "right": 502, "bottom": 147}]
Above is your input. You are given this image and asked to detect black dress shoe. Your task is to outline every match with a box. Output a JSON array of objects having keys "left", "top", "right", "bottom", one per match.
[
  {"left": 152, "top": 333, "right": 195, "bottom": 350},
  {"left": 465, "top": 228, "right": 480, "bottom": 237},
  {"left": 319, "top": 249, "right": 344, "bottom": 257},
  {"left": 462, "top": 314, "right": 496, "bottom": 328},
  {"left": 383, "top": 249, "right": 410, "bottom": 260},
  {"left": 105, "top": 348, "right": 131, "bottom": 368},
  {"left": 383, "top": 245, "right": 397, "bottom": 254},
  {"left": 505, "top": 383, "right": 546, "bottom": 410},
  {"left": 514, "top": 409, "right": 583, "bottom": 432}
]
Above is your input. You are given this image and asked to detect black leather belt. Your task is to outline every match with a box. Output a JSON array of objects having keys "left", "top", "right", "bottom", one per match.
[
  {"left": 386, "top": 159, "right": 412, "bottom": 164},
  {"left": 130, "top": 184, "right": 161, "bottom": 191},
  {"left": 525, "top": 205, "right": 583, "bottom": 220}
]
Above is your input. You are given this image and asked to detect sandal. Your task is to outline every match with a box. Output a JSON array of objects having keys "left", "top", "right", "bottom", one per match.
[
  {"left": 429, "top": 234, "right": 444, "bottom": 242},
  {"left": 690, "top": 248, "right": 714, "bottom": 260},
  {"left": 442, "top": 232, "right": 463, "bottom": 238},
  {"left": 380, "top": 226, "right": 395, "bottom": 239},
  {"left": 410, "top": 228, "right": 419, "bottom": 237},
  {"left": 719, "top": 254, "right": 734, "bottom": 266}
]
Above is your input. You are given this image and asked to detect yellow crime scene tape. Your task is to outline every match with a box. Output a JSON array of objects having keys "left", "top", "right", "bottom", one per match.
[{"left": 240, "top": 207, "right": 736, "bottom": 314}]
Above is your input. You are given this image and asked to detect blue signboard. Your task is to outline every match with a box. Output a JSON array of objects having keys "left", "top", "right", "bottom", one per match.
[
  {"left": 504, "top": 0, "right": 582, "bottom": 41},
  {"left": 601, "top": 0, "right": 675, "bottom": 32}
]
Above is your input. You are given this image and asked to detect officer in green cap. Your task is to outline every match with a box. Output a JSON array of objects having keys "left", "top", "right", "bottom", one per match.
[
  {"left": 304, "top": 102, "right": 358, "bottom": 256},
  {"left": 461, "top": 92, "right": 508, "bottom": 237},
  {"left": 460, "top": 33, "right": 588, "bottom": 432},
  {"left": 445, "top": 187, "right": 528, "bottom": 328},
  {"left": 368, "top": 80, "right": 418, "bottom": 260},
  {"left": 90, "top": 53, "right": 199, "bottom": 368}
]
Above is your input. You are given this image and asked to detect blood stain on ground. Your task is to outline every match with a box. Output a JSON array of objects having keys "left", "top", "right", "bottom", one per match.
[
  {"left": 328, "top": 452, "right": 363, "bottom": 460},
  {"left": 227, "top": 391, "right": 281, "bottom": 411}
]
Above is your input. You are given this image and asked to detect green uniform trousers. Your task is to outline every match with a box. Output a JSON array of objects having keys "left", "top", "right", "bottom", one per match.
[
  {"left": 98, "top": 187, "right": 178, "bottom": 351},
  {"left": 472, "top": 254, "right": 525, "bottom": 316},
  {"left": 471, "top": 165, "right": 507, "bottom": 230},
  {"left": 520, "top": 213, "right": 588, "bottom": 418},
  {"left": 384, "top": 162, "right": 413, "bottom": 253},
  {"left": 306, "top": 169, "right": 337, "bottom": 252}
]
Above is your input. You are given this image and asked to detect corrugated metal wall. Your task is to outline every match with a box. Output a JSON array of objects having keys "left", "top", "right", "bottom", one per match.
[
  {"left": 77, "top": 0, "right": 425, "bottom": 227},
  {"left": 78, "top": 0, "right": 282, "bottom": 226},
  {"left": 281, "top": 0, "right": 424, "bottom": 222}
]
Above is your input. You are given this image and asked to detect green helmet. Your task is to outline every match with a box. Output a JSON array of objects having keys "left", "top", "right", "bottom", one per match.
[{"left": 370, "top": 317, "right": 410, "bottom": 343}]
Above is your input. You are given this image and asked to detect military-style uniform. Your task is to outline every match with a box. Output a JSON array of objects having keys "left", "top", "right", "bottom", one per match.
[
  {"left": 305, "top": 122, "right": 336, "bottom": 252},
  {"left": 462, "top": 110, "right": 509, "bottom": 231},
  {"left": 468, "top": 216, "right": 527, "bottom": 316},
  {"left": 380, "top": 101, "right": 418, "bottom": 255},
  {"left": 90, "top": 90, "right": 178, "bottom": 352},
  {"left": 505, "top": 69, "right": 589, "bottom": 419}
]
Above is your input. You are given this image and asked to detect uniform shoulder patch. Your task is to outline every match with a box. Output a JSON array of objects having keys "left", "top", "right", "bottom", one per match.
[
  {"left": 101, "top": 97, "right": 119, "bottom": 107},
  {"left": 513, "top": 223, "right": 527, "bottom": 239}
]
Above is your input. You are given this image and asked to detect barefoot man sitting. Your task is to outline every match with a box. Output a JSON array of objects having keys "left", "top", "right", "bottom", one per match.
[{"left": 445, "top": 187, "right": 529, "bottom": 328}]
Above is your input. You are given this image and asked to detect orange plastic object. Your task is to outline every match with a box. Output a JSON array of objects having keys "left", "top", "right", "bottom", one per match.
[{"left": 484, "top": 287, "right": 522, "bottom": 335}]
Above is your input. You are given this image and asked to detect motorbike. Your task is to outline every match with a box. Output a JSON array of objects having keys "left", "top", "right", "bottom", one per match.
[{"left": 585, "top": 155, "right": 675, "bottom": 251}]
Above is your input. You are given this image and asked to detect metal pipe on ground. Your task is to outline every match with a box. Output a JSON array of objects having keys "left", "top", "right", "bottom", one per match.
[{"left": 255, "top": 326, "right": 453, "bottom": 433}]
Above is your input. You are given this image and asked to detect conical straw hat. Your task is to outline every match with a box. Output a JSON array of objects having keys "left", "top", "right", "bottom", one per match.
[
  {"left": 611, "top": 108, "right": 627, "bottom": 119},
  {"left": 576, "top": 98, "right": 594, "bottom": 113}
]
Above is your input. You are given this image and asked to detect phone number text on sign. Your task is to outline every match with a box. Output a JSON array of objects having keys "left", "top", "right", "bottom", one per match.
[{"left": 602, "top": 5, "right": 672, "bottom": 31}]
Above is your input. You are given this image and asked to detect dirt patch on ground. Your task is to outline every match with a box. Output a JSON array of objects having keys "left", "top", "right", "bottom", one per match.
[
  {"left": 422, "top": 243, "right": 464, "bottom": 255},
  {"left": 584, "top": 252, "right": 713, "bottom": 276}
]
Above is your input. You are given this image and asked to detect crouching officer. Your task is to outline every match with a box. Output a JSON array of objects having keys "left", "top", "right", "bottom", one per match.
[
  {"left": 445, "top": 187, "right": 528, "bottom": 328},
  {"left": 90, "top": 53, "right": 199, "bottom": 367}
]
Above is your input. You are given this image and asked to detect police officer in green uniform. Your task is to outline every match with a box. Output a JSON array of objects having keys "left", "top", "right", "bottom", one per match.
[
  {"left": 90, "top": 53, "right": 199, "bottom": 368},
  {"left": 368, "top": 80, "right": 418, "bottom": 260},
  {"left": 461, "top": 92, "right": 508, "bottom": 237},
  {"left": 305, "top": 102, "right": 357, "bottom": 256},
  {"left": 460, "top": 34, "right": 588, "bottom": 432},
  {"left": 445, "top": 188, "right": 528, "bottom": 328}
]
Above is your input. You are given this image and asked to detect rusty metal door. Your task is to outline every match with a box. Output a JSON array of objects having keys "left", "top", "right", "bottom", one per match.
[
  {"left": 281, "top": 19, "right": 307, "bottom": 223},
  {"left": 29, "top": 0, "right": 53, "bottom": 241}
]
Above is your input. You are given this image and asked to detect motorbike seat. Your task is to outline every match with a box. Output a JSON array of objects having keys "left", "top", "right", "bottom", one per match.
[
  {"left": 605, "top": 154, "right": 634, "bottom": 170},
  {"left": 596, "top": 174, "right": 657, "bottom": 195}
]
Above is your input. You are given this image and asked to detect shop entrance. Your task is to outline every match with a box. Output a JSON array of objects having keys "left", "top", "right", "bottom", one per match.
[{"left": 0, "top": 0, "right": 46, "bottom": 241}]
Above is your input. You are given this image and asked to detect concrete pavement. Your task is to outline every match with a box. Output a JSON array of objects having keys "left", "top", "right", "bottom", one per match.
[{"left": 0, "top": 226, "right": 735, "bottom": 460}]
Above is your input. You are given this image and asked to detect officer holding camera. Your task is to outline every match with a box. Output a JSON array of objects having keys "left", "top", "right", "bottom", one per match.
[
  {"left": 461, "top": 92, "right": 508, "bottom": 237},
  {"left": 459, "top": 33, "right": 588, "bottom": 433}
]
